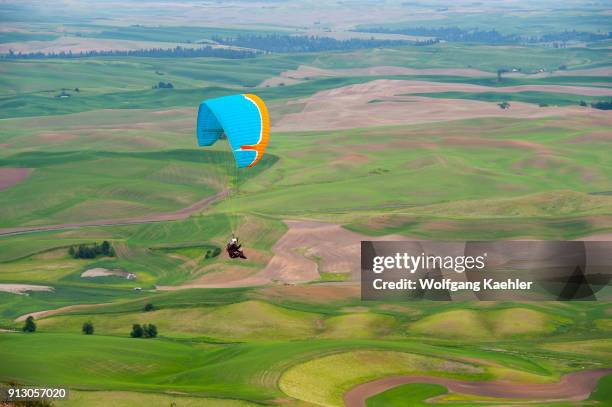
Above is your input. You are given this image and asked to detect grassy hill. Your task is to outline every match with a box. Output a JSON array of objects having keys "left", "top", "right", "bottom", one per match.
[{"left": 1, "top": 298, "right": 609, "bottom": 405}]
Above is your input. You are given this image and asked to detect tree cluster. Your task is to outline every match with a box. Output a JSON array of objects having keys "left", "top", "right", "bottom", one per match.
[
  {"left": 204, "top": 247, "right": 221, "bottom": 259},
  {"left": 591, "top": 100, "right": 612, "bottom": 110},
  {"left": 153, "top": 81, "right": 174, "bottom": 89},
  {"left": 22, "top": 316, "right": 160, "bottom": 338},
  {"left": 130, "top": 323, "right": 158, "bottom": 338},
  {"left": 413, "top": 39, "right": 439, "bottom": 46},
  {"left": 2, "top": 46, "right": 256, "bottom": 60},
  {"left": 213, "top": 34, "right": 416, "bottom": 53},
  {"left": 354, "top": 26, "right": 611, "bottom": 45},
  {"left": 538, "top": 30, "right": 611, "bottom": 43},
  {"left": 68, "top": 241, "right": 115, "bottom": 259},
  {"left": 355, "top": 26, "right": 522, "bottom": 44}
]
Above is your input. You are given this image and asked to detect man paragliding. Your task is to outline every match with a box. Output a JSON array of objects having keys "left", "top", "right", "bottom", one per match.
[
  {"left": 226, "top": 236, "right": 247, "bottom": 259},
  {"left": 196, "top": 93, "right": 270, "bottom": 260}
]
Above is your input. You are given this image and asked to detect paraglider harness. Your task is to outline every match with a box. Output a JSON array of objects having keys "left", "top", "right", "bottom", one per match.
[{"left": 226, "top": 236, "right": 247, "bottom": 259}]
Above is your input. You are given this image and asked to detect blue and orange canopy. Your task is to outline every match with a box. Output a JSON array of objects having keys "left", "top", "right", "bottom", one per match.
[{"left": 196, "top": 94, "right": 270, "bottom": 168}]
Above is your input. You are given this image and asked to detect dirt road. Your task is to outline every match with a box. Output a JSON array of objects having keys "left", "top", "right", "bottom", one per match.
[
  {"left": 15, "top": 302, "right": 113, "bottom": 322},
  {"left": 344, "top": 368, "right": 612, "bottom": 407}
]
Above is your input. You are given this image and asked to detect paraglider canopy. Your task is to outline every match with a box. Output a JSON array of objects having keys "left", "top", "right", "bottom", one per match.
[
  {"left": 195, "top": 93, "right": 271, "bottom": 255},
  {"left": 196, "top": 94, "right": 270, "bottom": 168}
]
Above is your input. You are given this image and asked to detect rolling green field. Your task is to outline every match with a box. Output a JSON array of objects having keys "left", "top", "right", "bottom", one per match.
[
  {"left": 0, "top": 296, "right": 610, "bottom": 406},
  {"left": 1, "top": 4, "right": 611, "bottom": 406},
  {"left": 2, "top": 114, "right": 611, "bottom": 235},
  {"left": 366, "top": 383, "right": 448, "bottom": 407},
  {"left": 1, "top": 42, "right": 610, "bottom": 119}
]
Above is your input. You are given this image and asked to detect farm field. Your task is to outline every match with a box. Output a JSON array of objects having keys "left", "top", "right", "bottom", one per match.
[{"left": 0, "top": 1, "right": 611, "bottom": 406}]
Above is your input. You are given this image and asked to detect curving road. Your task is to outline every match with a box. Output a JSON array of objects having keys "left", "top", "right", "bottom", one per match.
[{"left": 344, "top": 368, "right": 612, "bottom": 407}]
